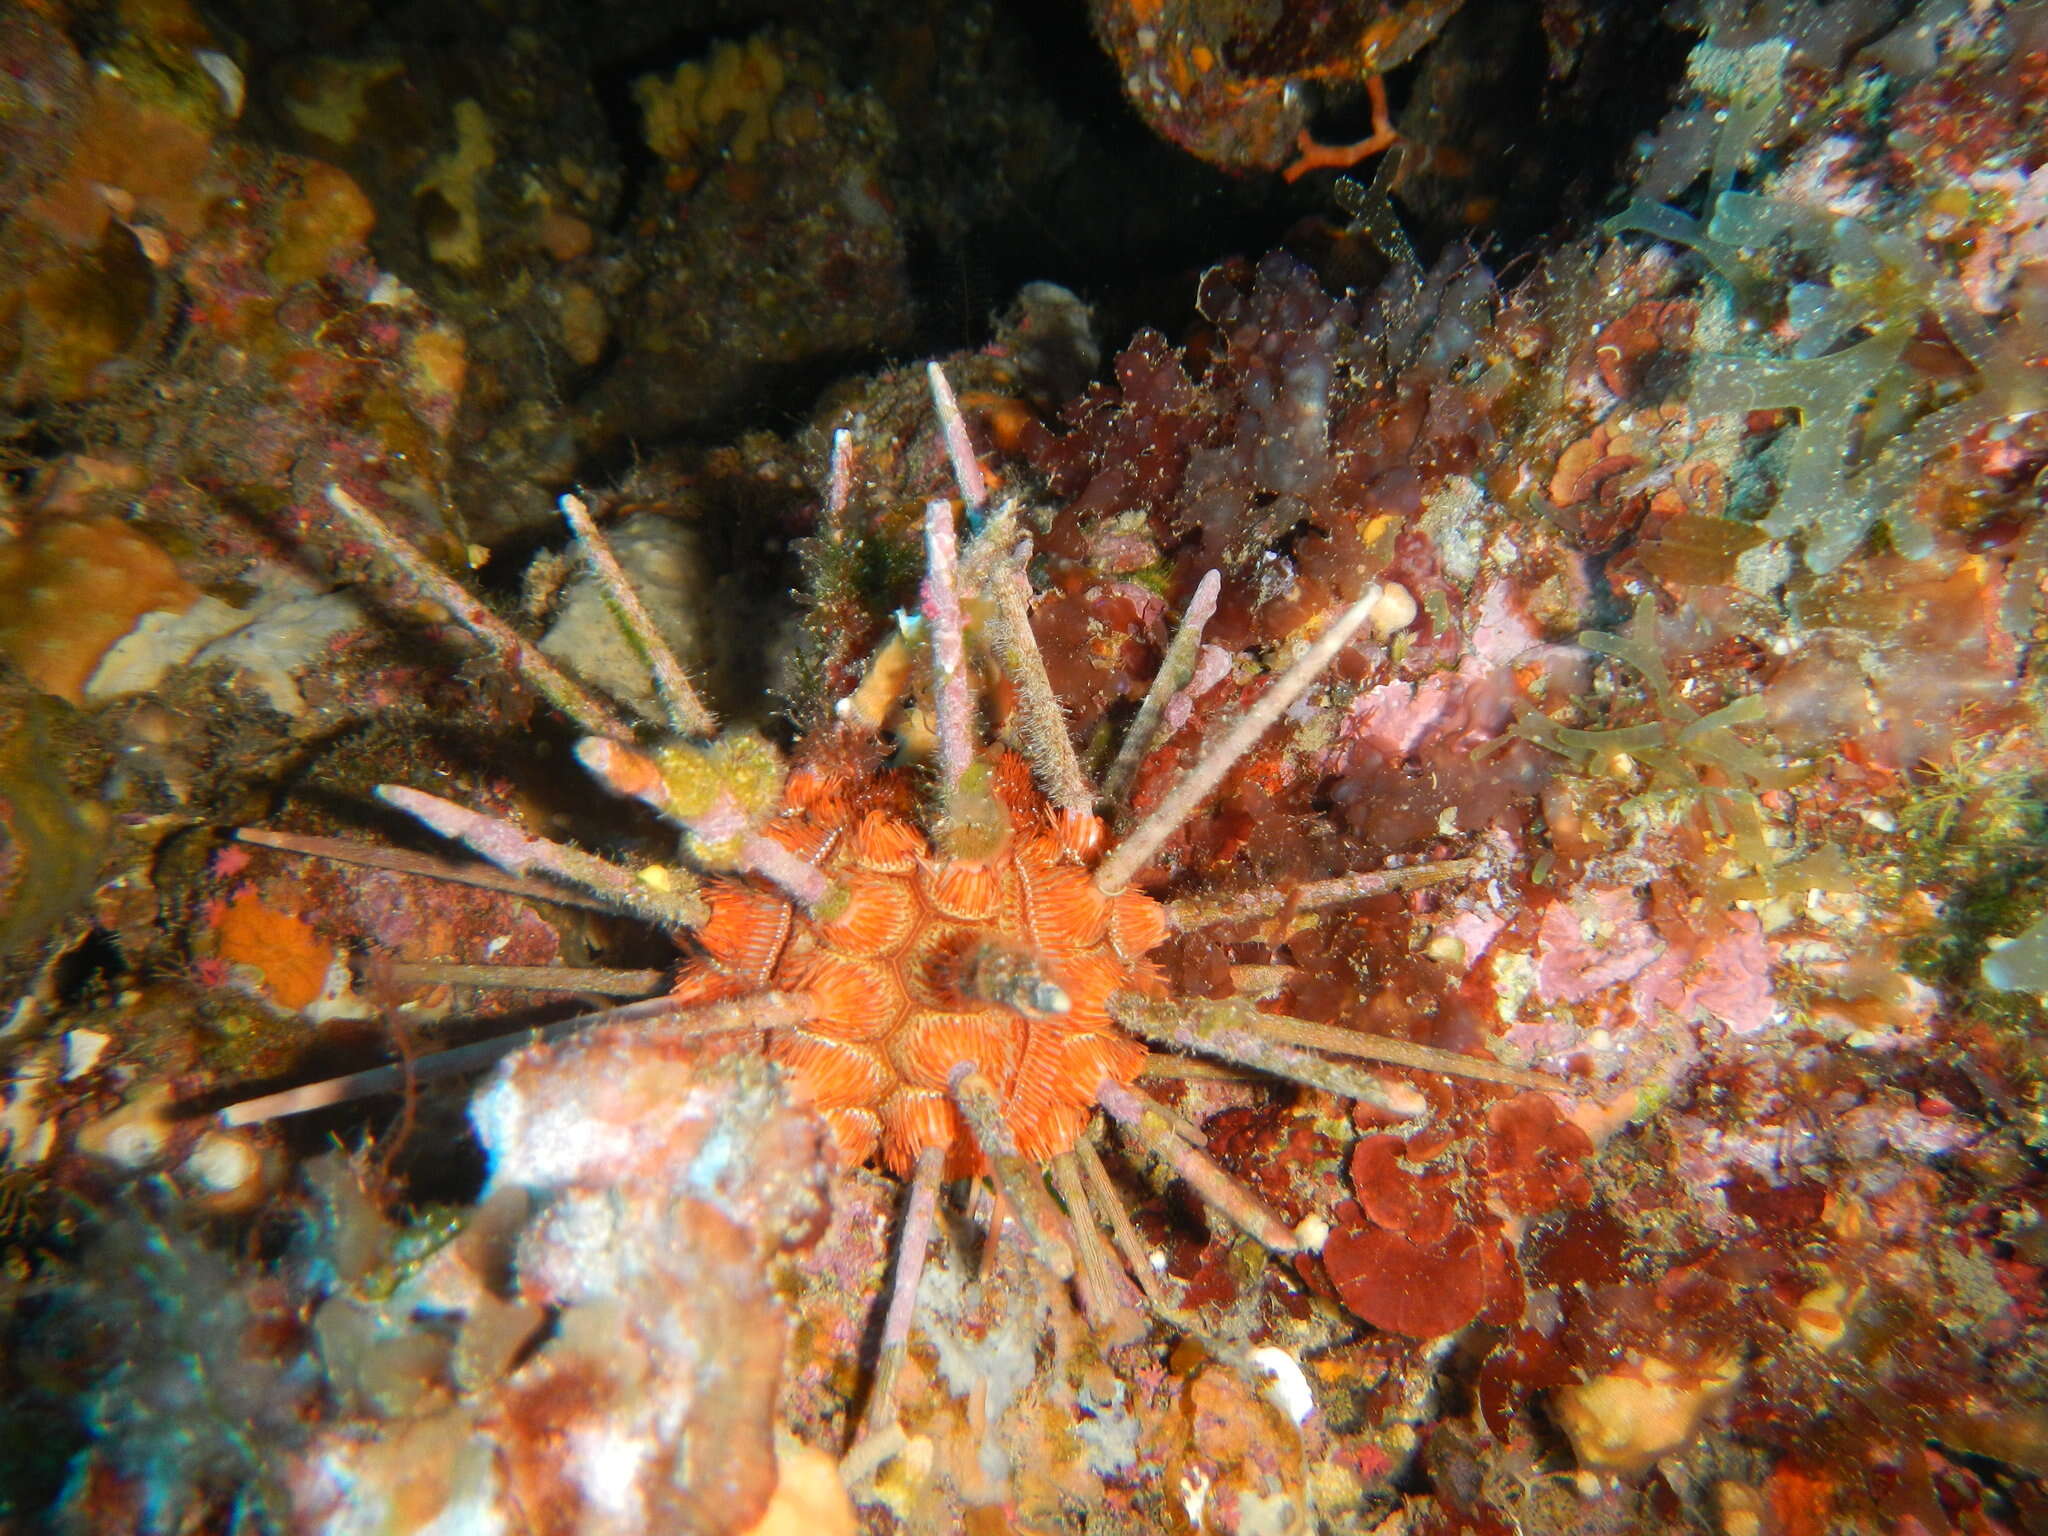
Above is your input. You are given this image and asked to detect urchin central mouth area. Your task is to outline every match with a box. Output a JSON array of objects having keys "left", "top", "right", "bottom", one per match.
[{"left": 670, "top": 752, "right": 1165, "bottom": 1177}]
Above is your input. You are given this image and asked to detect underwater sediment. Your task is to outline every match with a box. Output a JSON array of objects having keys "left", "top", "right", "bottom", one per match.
[{"left": 2, "top": 0, "right": 2047, "bottom": 1532}]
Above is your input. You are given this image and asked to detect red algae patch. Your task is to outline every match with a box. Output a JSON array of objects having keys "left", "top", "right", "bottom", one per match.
[
  {"left": 1482, "top": 1092, "right": 1594, "bottom": 1216},
  {"left": 1349, "top": 1135, "right": 1458, "bottom": 1247},
  {"left": 1321, "top": 1091, "right": 1593, "bottom": 1340},
  {"left": 1323, "top": 1221, "right": 1491, "bottom": 1340}
]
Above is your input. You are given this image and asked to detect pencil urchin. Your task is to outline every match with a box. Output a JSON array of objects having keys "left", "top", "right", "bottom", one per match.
[{"left": 226, "top": 363, "right": 1556, "bottom": 1470}]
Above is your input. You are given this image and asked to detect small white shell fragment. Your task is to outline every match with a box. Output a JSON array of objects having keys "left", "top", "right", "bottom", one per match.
[
  {"left": 368, "top": 274, "right": 418, "bottom": 308},
  {"left": 1425, "top": 931, "right": 1467, "bottom": 965},
  {"left": 1367, "top": 580, "right": 1418, "bottom": 638},
  {"left": 96, "top": 1114, "right": 168, "bottom": 1168},
  {"left": 183, "top": 1131, "right": 260, "bottom": 1194},
  {"left": 1248, "top": 1345, "right": 1315, "bottom": 1424},
  {"left": 2, "top": 994, "right": 42, "bottom": 1040},
  {"left": 76, "top": 1084, "right": 174, "bottom": 1167},
  {"left": 1, "top": 1047, "right": 57, "bottom": 1168},
  {"left": 1179, "top": 1465, "right": 1211, "bottom": 1527},
  {"left": 194, "top": 50, "right": 245, "bottom": 117},
  {"left": 62, "top": 1029, "right": 110, "bottom": 1080},
  {"left": 1372, "top": 1077, "right": 1431, "bottom": 1118}
]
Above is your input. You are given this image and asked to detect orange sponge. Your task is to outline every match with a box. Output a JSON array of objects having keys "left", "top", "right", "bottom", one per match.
[
  {"left": 0, "top": 516, "right": 198, "bottom": 704},
  {"left": 210, "top": 888, "right": 336, "bottom": 1011}
]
